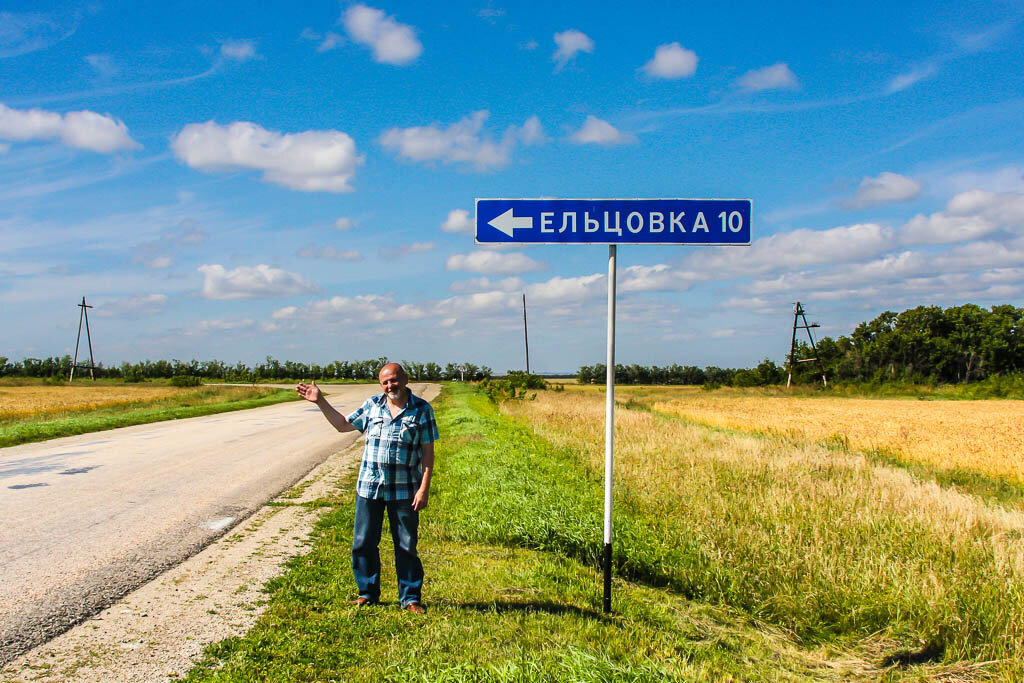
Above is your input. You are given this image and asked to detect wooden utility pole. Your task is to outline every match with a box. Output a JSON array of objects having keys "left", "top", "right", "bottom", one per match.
[
  {"left": 70, "top": 296, "right": 97, "bottom": 382},
  {"left": 522, "top": 293, "right": 530, "bottom": 374},
  {"left": 787, "top": 301, "right": 827, "bottom": 388}
]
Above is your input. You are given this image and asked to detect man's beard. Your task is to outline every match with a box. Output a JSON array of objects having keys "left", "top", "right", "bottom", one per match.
[{"left": 387, "top": 390, "right": 402, "bottom": 401}]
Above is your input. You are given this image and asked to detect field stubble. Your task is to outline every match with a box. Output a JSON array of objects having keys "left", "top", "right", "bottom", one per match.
[{"left": 502, "top": 386, "right": 1024, "bottom": 674}]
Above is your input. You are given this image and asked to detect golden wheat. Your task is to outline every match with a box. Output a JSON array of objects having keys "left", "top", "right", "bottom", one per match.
[
  {"left": 0, "top": 384, "right": 264, "bottom": 421},
  {"left": 636, "top": 389, "right": 1024, "bottom": 483}
]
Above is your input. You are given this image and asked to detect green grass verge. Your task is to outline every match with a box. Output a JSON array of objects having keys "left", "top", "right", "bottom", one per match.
[
  {"left": 0, "top": 389, "right": 298, "bottom": 448},
  {"left": 179, "top": 384, "right": 979, "bottom": 682}
]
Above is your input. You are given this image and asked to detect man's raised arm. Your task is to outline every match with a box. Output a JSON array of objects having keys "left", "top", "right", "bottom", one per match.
[{"left": 296, "top": 382, "right": 358, "bottom": 433}]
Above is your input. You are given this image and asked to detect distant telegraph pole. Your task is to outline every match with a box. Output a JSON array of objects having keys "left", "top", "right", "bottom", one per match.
[
  {"left": 522, "top": 293, "right": 530, "bottom": 374},
  {"left": 787, "top": 301, "right": 827, "bottom": 388},
  {"left": 70, "top": 296, "right": 97, "bottom": 382}
]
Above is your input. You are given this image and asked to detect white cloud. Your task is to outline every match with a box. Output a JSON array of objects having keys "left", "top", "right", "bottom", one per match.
[
  {"left": 171, "top": 120, "right": 363, "bottom": 192},
  {"left": 296, "top": 245, "right": 363, "bottom": 261},
  {"left": 301, "top": 29, "right": 346, "bottom": 52},
  {"left": 95, "top": 293, "right": 167, "bottom": 318},
  {"left": 319, "top": 32, "right": 343, "bottom": 52},
  {"left": 343, "top": 4, "right": 422, "bottom": 66},
  {"left": 553, "top": 29, "right": 593, "bottom": 69},
  {"left": 186, "top": 318, "right": 257, "bottom": 335},
  {"left": 688, "top": 223, "right": 895, "bottom": 277},
  {"left": 978, "top": 267, "right": 1024, "bottom": 285},
  {"left": 0, "top": 10, "right": 78, "bottom": 59},
  {"left": 525, "top": 273, "right": 604, "bottom": 303},
  {"left": 441, "top": 208, "right": 474, "bottom": 234},
  {"left": 929, "top": 165, "right": 1024, "bottom": 196},
  {"left": 380, "top": 110, "right": 542, "bottom": 170},
  {"left": 517, "top": 115, "right": 547, "bottom": 145},
  {"left": 301, "top": 29, "right": 344, "bottom": 52},
  {"left": 746, "top": 250, "right": 930, "bottom": 296},
  {"left": 273, "top": 294, "right": 428, "bottom": 323},
  {"left": 85, "top": 54, "right": 118, "bottom": 78},
  {"left": 438, "top": 290, "right": 516, "bottom": 314},
  {"left": 619, "top": 264, "right": 698, "bottom": 292},
  {"left": 445, "top": 250, "right": 546, "bottom": 274},
  {"left": 887, "top": 65, "right": 937, "bottom": 93},
  {"left": 900, "top": 190, "right": 1024, "bottom": 245},
  {"left": 198, "top": 264, "right": 318, "bottom": 300},
  {"left": 131, "top": 221, "right": 207, "bottom": 269},
  {"left": 379, "top": 241, "right": 436, "bottom": 258},
  {"left": 448, "top": 276, "right": 525, "bottom": 293},
  {"left": 735, "top": 63, "right": 799, "bottom": 91},
  {"left": 220, "top": 39, "right": 258, "bottom": 62},
  {"left": 935, "top": 238, "right": 1024, "bottom": 270},
  {"left": 334, "top": 217, "right": 356, "bottom": 231},
  {"left": 0, "top": 103, "right": 138, "bottom": 153},
  {"left": 643, "top": 42, "right": 697, "bottom": 79},
  {"left": 842, "top": 172, "right": 922, "bottom": 209},
  {"left": 570, "top": 115, "right": 635, "bottom": 145}
]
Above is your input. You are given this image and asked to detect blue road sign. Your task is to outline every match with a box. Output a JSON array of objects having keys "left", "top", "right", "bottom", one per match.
[{"left": 476, "top": 198, "right": 751, "bottom": 245}]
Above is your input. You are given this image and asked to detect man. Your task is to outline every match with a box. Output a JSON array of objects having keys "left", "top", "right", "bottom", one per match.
[{"left": 296, "top": 362, "right": 438, "bottom": 614}]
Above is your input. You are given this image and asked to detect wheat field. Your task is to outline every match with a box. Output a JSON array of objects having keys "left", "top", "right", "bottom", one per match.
[
  {"left": 0, "top": 384, "right": 189, "bottom": 421},
  {"left": 0, "top": 383, "right": 275, "bottom": 422},
  {"left": 501, "top": 386, "right": 1024, "bottom": 671},
  {"left": 638, "top": 388, "right": 1024, "bottom": 483}
]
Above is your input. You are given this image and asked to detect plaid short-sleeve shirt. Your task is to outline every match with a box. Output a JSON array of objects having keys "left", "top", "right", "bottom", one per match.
[{"left": 346, "top": 391, "right": 439, "bottom": 501}]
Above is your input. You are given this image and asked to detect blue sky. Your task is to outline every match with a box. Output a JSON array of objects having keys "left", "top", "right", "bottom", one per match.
[{"left": 2, "top": 1, "right": 1024, "bottom": 373}]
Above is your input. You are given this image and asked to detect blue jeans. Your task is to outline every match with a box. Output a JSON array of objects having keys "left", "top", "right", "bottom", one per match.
[{"left": 352, "top": 495, "right": 423, "bottom": 606}]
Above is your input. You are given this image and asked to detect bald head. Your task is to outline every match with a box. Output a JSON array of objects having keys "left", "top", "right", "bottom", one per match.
[
  {"left": 379, "top": 362, "right": 407, "bottom": 382},
  {"left": 379, "top": 363, "right": 409, "bottom": 405}
]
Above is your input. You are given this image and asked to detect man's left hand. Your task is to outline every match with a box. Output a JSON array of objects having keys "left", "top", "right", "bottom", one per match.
[{"left": 412, "top": 488, "right": 429, "bottom": 511}]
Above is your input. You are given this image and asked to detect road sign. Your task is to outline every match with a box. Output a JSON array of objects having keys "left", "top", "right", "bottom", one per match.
[
  {"left": 476, "top": 198, "right": 751, "bottom": 245},
  {"left": 476, "top": 195, "right": 752, "bottom": 615}
]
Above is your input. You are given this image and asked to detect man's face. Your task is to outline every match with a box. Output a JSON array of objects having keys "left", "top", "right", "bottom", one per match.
[{"left": 379, "top": 365, "right": 408, "bottom": 401}]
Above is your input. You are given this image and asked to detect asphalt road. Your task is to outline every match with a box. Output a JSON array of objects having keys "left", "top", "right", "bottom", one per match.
[{"left": 0, "top": 382, "right": 438, "bottom": 665}]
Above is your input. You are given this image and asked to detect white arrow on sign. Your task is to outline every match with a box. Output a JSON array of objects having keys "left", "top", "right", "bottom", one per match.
[{"left": 487, "top": 208, "right": 533, "bottom": 237}]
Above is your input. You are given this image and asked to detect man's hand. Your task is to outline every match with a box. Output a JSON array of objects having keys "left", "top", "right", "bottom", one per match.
[
  {"left": 412, "top": 487, "right": 429, "bottom": 511},
  {"left": 296, "top": 382, "right": 321, "bottom": 403}
]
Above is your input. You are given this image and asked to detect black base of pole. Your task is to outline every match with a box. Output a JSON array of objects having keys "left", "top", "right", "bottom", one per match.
[{"left": 602, "top": 542, "right": 612, "bottom": 613}]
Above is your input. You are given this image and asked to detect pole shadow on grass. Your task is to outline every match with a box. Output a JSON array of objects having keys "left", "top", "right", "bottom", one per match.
[{"left": 455, "top": 600, "right": 610, "bottom": 621}]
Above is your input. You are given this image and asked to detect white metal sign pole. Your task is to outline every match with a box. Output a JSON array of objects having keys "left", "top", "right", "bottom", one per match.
[{"left": 603, "top": 244, "right": 616, "bottom": 613}]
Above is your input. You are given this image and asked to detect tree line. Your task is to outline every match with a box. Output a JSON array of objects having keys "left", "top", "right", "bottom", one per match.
[
  {"left": 576, "top": 360, "right": 786, "bottom": 387},
  {"left": 578, "top": 304, "right": 1024, "bottom": 387},
  {"left": 790, "top": 303, "right": 1024, "bottom": 384},
  {"left": 0, "top": 356, "right": 493, "bottom": 383}
]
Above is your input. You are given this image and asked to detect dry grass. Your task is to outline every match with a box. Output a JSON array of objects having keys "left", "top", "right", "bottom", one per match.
[
  {"left": 0, "top": 383, "right": 272, "bottom": 422},
  {"left": 501, "top": 387, "right": 1024, "bottom": 673},
  {"left": 635, "top": 387, "right": 1024, "bottom": 483}
]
